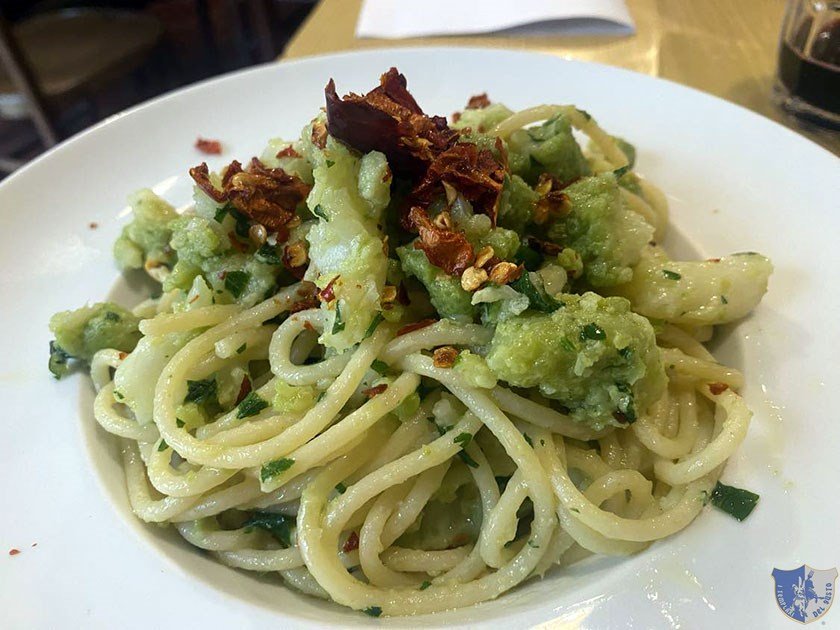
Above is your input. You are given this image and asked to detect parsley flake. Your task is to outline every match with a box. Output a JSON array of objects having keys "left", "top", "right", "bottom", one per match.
[
  {"left": 580, "top": 323, "right": 606, "bottom": 341},
  {"left": 363, "top": 313, "right": 384, "bottom": 339},
  {"left": 332, "top": 302, "right": 345, "bottom": 334},
  {"left": 185, "top": 378, "right": 217, "bottom": 405},
  {"left": 260, "top": 457, "right": 295, "bottom": 482},
  {"left": 662, "top": 269, "right": 682, "bottom": 280},
  {"left": 225, "top": 270, "right": 251, "bottom": 298},
  {"left": 237, "top": 392, "right": 268, "bottom": 419},
  {"left": 709, "top": 481, "right": 759, "bottom": 521}
]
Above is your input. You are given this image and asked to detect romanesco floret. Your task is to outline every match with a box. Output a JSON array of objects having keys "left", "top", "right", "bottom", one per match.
[
  {"left": 497, "top": 175, "right": 538, "bottom": 233},
  {"left": 485, "top": 292, "right": 666, "bottom": 429},
  {"left": 113, "top": 189, "right": 178, "bottom": 270},
  {"left": 49, "top": 302, "right": 141, "bottom": 362},
  {"left": 507, "top": 114, "right": 590, "bottom": 185},
  {"left": 548, "top": 173, "right": 653, "bottom": 287},
  {"left": 397, "top": 245, "right": 474, "bottom": 321}
]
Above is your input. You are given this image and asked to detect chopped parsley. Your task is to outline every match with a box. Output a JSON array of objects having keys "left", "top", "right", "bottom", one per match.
[
  {"left": 255, "top": 243, "right": 283, "bottom": 265},
  {"left": 618, "top": 346, "right": 634, "bottom": 360},
  {"left": 580, "top": 323, "right": 606, "bottom": 341},
  {"left": 709, "top": 481, "right": 759, "bottom": 521},
  {"left": 214, "top": 204, "right": 229, "bottom": 223},
  {"left": 335, "top": 482, "right": 347, "bottom": 494},
  {"left": 523, "top": 433, "right": 534, "bottom": 447},
  {"left": 453, "top": 432, "right": 478, "bottom": 468},
  {"left": 176, "top": 418, "right": 185, "bottom": 428},
  {"left": 514, "top": 243, "right": 543, "bottom": 271},
  {"left": 332, "top": 302, "right": 345, "bottom": 334},
  {"left": 662, "top": 269, "right": 682, "bottom": 280},
  {"left": 242, "top": 511, "right": 292, "bottom": 547},
  {"left": 721, "top": 295, "right": 729, "bottom": 304},
  {"left": 453, "top": 432, "right": 472, "bottom": 448},
  {"left": 48, "top": 341, "right": 71, "bottom": 379},
  {"left": 419, "top": 580, "right": 432, "bottom": 590},
  {"left": 103, "top": 311, "right": 121, "bottom": 322},
  {"left": 236, "top": 343, "right": 247, "bottom": 354},
  {"left": 312, "top": 204, "right": 329, "bottom": 221},
  {"left": 260, "top": 457, "right": 295, "bottom": 482},
  {"left": 363, "top": 313, "right": 384, "bottom": 339},
  {"left": 510, "top": 272, "right": 560, "bottom": 313},
  {"left": 185, "top": 378, "right": 217, "bottom": 405},
  {"left": 363, "top": 606, "right": 382, "bottom": 618},
  {"left": 236, "top": 392, "right": 268, "bottom": 419},
  {"left": 371, "top": 359, "right": 390, "bottom": 374},
  {"left": 114, "top": 390, "right": 125, "bottom": 401},
  {"left": 325, "top": 159, "right": 335, "bottom": 168},
  {"left": 225, "top": 270, "right": 251, "bottom": 298},
  {"left": 157, "top": 439, "right": 168, "bottom": 452}
]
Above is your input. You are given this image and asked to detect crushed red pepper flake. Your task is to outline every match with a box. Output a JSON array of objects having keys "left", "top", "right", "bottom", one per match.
[
  {"left": 325, "top": 68, "right": 458, "bottom": 177},
  {"left": 411, "top": 143, "right": 505, "bottom": 224},
  {"left": 195, "top": 137, "right": 223, "bottom": 155},
  {"left": 276, "top": 145, "right": 301, "bottom": 159},
  {"left": 189, "top": 158, "right": 310, "bottom": 234},
  {"left": 89, "top": 222, "right": 98, "bottom": 229},
  {"left": 396, "top": 281, "right": 411, "bottom": 306},
  {"left": 8, "top": 548, "right": 20, "bottom": 556},
  {"left": 303, "top": 321, "right": 316, "bottom": 332},
  {"left": 466, "top": 93, "right": 491, "bottom": 109},
  {"left": 362, "top": 384, "right": 389, "bottom": 398},
  {"left": 343, "top": 531, "right": 360, "bottom": 553},
  {"left": 709, "top": 382, "right": 729, "bottom": 395},
  {"left": 235, "top": 377, "right": 252, "bottom": 405},
  {"left": 408, "top": 206, "right": 475, "bottom": 276},
  {"left": 318, "top": 275, "right": 341, "bottom": 303},
  {"left": 289, "top": 296, "right": 319, "bottom": 314},
  {"left": 396, "top": 318, "right": 437, "bottom": 337}
]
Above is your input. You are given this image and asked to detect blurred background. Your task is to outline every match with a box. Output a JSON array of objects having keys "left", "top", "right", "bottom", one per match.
[
  {"left": 0, "top": 0, "right": 837, "bottom": 178},
  {"left": 0, "top": 0, "right": 316, "bottom": 174}
]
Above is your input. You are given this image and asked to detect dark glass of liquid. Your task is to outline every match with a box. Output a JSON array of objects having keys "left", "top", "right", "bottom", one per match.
[{"left": 775, "top": 2, "right": 840, "bottom": 129}]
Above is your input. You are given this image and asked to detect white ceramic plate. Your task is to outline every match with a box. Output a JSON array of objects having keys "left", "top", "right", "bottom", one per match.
[{"left": 1, "top": 48, "right": 838, "bottom": 629}]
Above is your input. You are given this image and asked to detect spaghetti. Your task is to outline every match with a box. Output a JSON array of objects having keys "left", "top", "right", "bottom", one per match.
[{"left": 50, "top": 68, "right": 771, "bottom": 617}]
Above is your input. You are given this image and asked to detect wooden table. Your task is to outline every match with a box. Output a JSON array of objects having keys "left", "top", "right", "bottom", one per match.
[{"left": 284, "top": 0, "right": 840, "bottom": 156}]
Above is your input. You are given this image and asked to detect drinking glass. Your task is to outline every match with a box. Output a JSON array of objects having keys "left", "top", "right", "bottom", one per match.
[{"left": 774, "top": 0, "right": 840, "bottom": 128}]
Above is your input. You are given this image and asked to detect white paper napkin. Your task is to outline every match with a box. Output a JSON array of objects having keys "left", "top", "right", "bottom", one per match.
[{"left": 356, "top": 0, "right": 635, "bottom": 39}]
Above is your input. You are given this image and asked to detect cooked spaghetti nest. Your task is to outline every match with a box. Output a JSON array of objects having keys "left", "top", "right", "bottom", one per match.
[{"left": 50, "top": 70, "right": 771, "bottom": 617}]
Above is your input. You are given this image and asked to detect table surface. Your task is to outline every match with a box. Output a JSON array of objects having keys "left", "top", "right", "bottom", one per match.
[{"left": 284, "top": 0, "right": 840, "bottom": 156}]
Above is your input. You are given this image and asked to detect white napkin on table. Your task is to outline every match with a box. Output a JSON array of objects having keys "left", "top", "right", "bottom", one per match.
[{"left": 356, "top": 0, "right": 635, "bottom": 39}]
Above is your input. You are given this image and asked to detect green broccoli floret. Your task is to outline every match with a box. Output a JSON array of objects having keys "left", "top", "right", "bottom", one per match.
[
  {"left": 548, "top": 173, "right": 653, "bottom": 287},
  {"left": 498, "top": 175, "right": 539, "bottom": 233},
  {"left": 485, "top": 292, "right": 665, "bottom": 429},
  {"left": 449, "top": 197, "right": 520, "bottom": 260},
  {"left": 164, "top": 215, "right": 231, "bottom": 292},
  {"left": 200, "top": 253, "right": 280, "bottom": 306},
  {"left": 49, "top": 302, "right": 142, "bottom": 376},
  {"left": 507, "top": 114, "right": 590, "bottom": 185},
  {"left": 113, "top": 189, "right": 177, "bottom": 270},
  {"left": 397, "top": 245, "right": 474, "bottom": 322}
]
